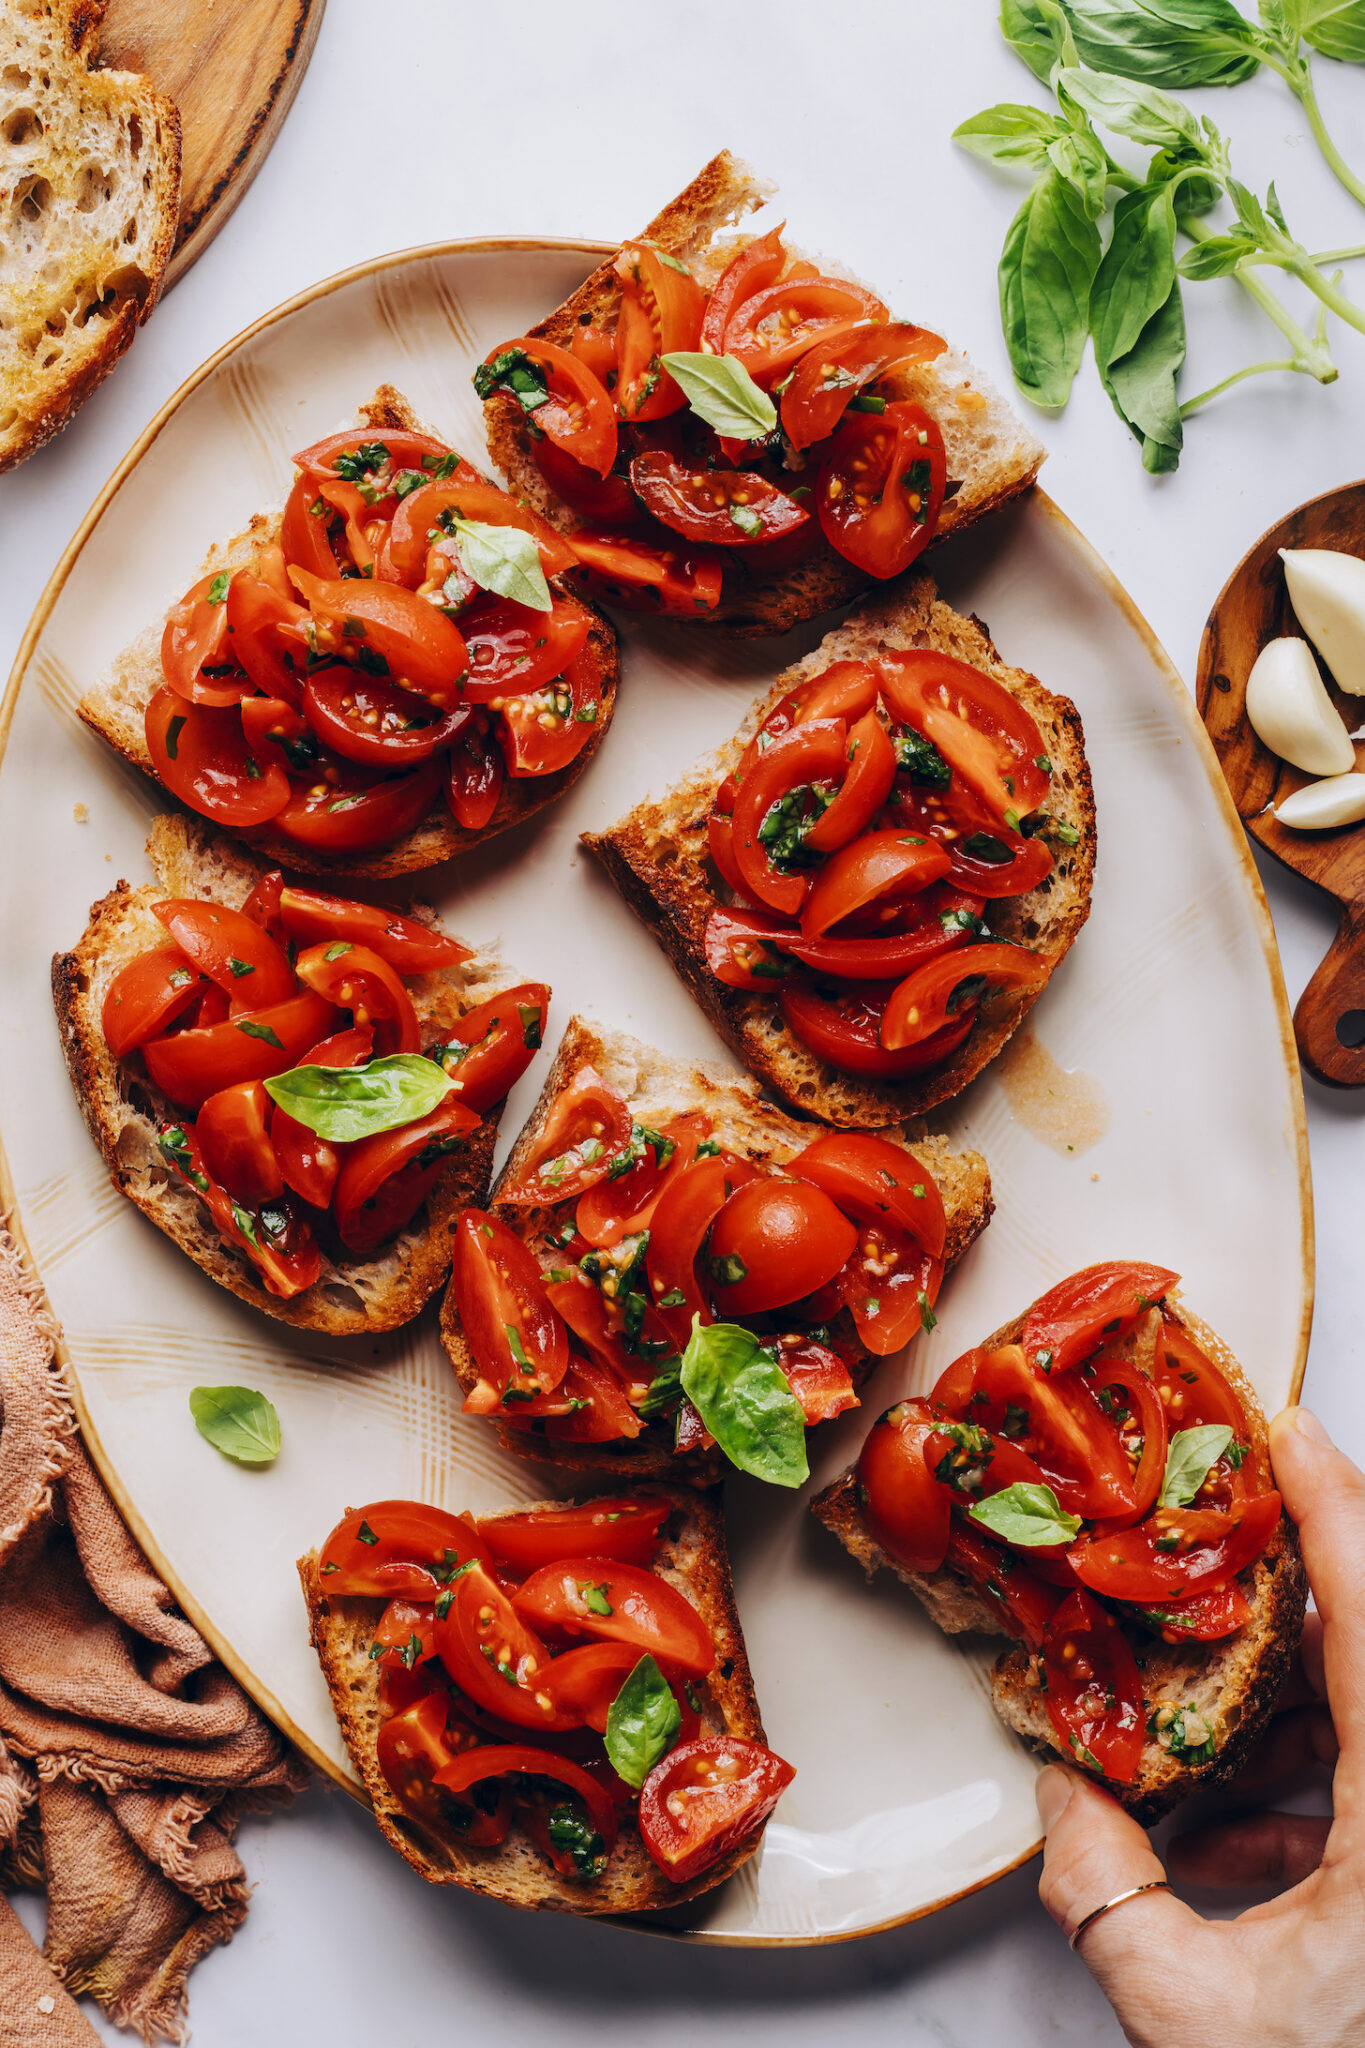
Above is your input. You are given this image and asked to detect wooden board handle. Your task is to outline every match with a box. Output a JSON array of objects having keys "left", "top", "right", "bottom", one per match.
[{"left": 1295, "top": 902, "right": 1365, "bottom": 1085}]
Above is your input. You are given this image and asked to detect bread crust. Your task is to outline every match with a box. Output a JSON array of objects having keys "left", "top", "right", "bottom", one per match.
[
  {"left": 75, "top": 386, "right": 621, "bottom": 879},
  {"left": 584, "top": 575, "right": 1095, "bottom": 1129},
  {"left": 440, "top": 1014, "right": 993, "bottom": 1482},
  {"left": 299, "top": 1484, "right": 773, "bottom": 1912},
  {"left": 811, "top": 1276, "right": 1309, "bottom": 1823},
  {"left": 482, "top": 151, "right": 1047, "bottom": 639},
  {"left": 51, "top": 814, "right": 520, "bottom": 1334}
]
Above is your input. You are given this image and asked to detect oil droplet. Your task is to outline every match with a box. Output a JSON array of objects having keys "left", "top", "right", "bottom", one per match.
[{"left": 997, "top": 1030, "right": 1109, "bottom": 1157}]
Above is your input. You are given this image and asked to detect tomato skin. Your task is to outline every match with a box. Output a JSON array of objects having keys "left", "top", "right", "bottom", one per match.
[
  {"left": 498, "top": 637, "right": 601, "bottom": 779},
  {"left": 877, "top": 649, "right": 1051, "bottom": 825},
  {"left": 146, "top": 687, "right": 291, "bottom": 829},
  {"left": 726, "top": 276, "right": 889, "bottom": 383},
  {"left": 318, "top": 1499, "right": 491, "bottom": 1598},
  {"left": 152, "top": 899, "right": 297, "bottom": 1010},
  {"left": 1137, "top": 1581, "right": 1254, "bottom": 1644},
  {"left": 389, "top": 476, "right": 579, "bottom": 584},
  {"left": 434, "top": 982, "right": 548, "bottom": 1116},
  {"left": 161, "top": 574, "right": 248, "bottom": 706},
  {"left": 269, "top": 760, "right": 442, "bottom": 854},
  {"left": 703, "top": 226, "right": 787, "bottom": 355},
  {"left": 800, "top": 830, "right": 954, "bottom": 940},
  {"left": 1070, "top": 1489, "right": 1282, "bottom": 1606},
  {"left": 638, "top": 1736, "right": 794, "bottom": 1886},
  {"left": 731, "top": 719, "right": 850, "bottom": 917},
  {"left": 1154, "top": 1318, "right": 1263, "bottom": 1483},
  {"left": 301, "top": 672, "right": 470, "bottom": 769},
  {"left": 376, "top": 1692, "right": 510, "bottom": 1842},
  {"left": 568, "top": 530, "right": 723, "bottom": 616},
  {"left": 880, "top": 942, "right": 1050, "bottom": 1051},
  {"left": 893, "top": 785, "right": 1057, "bottom": 900},
  {"left": 287, "top": 573, "right": 468, "bottom": 702},
  {"left": 804, "top": 712, "right": 897, "bottom": 855},
  {"left": 332, "top": 1097, "right": 480, "bottom": 1255},
  {"left": 434, "top": 1744, "right": 617, "bottom": 1855},
  {"left": 706, "top": 1179, "right": 857, "bottom": 1317},
  {"left": 275, "top": 887, "right": 469, "bottom": 974},
  {"left": 703, "top": 907, "right": 807, "bottom": 993},
  {"left": 859, "top": 1400, "right": 953, "bottom": 1573},
  {"left": 779, "top": 1337, "right": 859, "bottom": 1423},
  {"left": 142, "top": 990, "right": 336, "bottom": 1111},
  {"left": 1039, "top": 1589, "right": 1145, "bottom": 1783},
  {"left": 532, "top": 435, "right": 639, "bottom": 525},
  {"left": 645, "top": 1154, "right": 761, "bottom": 1350},
  {"left": 433, "top": 1564, "right": 577, "bottom": 1732},
  {"left": 195, "top": 1080, "right": 283, "bottom": 1208},
  {"left": 511, "top": 1560, "right": 716, "bottom": 1677},
  {"left": 226, "top": 573, "right": 308, "bottom": 705},
  {"left": 101, "top": 945, "right": 205, "bottom": 1057},
  {"left": 613, "top": 244, "right": 706, "bottom": 421},
  {"left": 498, "top": 1066, "right": 633, "bottom": 1208},
  {"left": 536, "top": 1354, "right": 644, "bottom": 1444},
  {"left": 293, "top": 941, "right": 420, "bottom": 1057},
  {"left": 781, "top": 322, "right": 948, "bottom": 450},
  {"left": 1023, "top": 1262, "right": 1181, "bottom": 1376},
  {"left": 482, "top": 337, "right": 618, "bottom": 478},
  {"left": 780, "top": 984, "right": 975, "bottom": 1079},
  {"left": 534, "top": 1641, "right": 641, "bottom": 1732},
  {"left": 946, "top": 1522, "right": 1063, "bottom": 1650},
  {"left": 945, "top": 1344, "right": 1139, "bottom": 1521},
  {"left": 575, "top": 1113, "right": 712, "bottom": 1248},
  {"left": 445, "top": 714, "right": 504, "bottom": 830},
  {"left": 541, "top": 1270, "right": 663, "bottom": 1405},
  {"left": 454, "top": 1211, "right": 569, "bottom": 1412},
  {"left": 792, "top": 1131, "right": 946, "bottom": 1257},
  {"left": 1086, "top": 1357, "right": 1170, "bottom": 1536},
  {"left": 271, "top": 1024, "right": 371, "bottom": 1208},
  {"left": 159, "top": 1122, "right": 320, "bottom": 1296},
  {"left": 477, "top": 1498, "right": 669, "bottom": 1576},
  {"left": 818, "top": 401, "right": 946, "bottom": 580},
  {"left": 628, "top": 450, "right": 809, "bottom": 549},
  {"left": 459, "top": 593, "right": 592, "bottom": 706}
]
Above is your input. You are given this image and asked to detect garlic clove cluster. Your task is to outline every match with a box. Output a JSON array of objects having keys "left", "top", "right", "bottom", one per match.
[{"left": 1244, "top": 547, "right": 1365, "bottom": 833}]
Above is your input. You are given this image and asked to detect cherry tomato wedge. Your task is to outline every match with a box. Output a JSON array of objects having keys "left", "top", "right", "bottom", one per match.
[
  {"left": 532, "top": 436, "right": 640, "bottom": 526},
  {"left": 793, "top": 1131, "right": 945, "bottom": 1256},
  {"left": 433, "top": 982, "right": 548, "bottom": 1116},
  {"left": 779, "top": 1338, "right": 860, "bottom": 1424},
  {"left": 195, "top": 1080, "right": 283, "bottom": 1208},
  {"left": 498, "top": 639, "right": 601, "bottom": 779},
  {"left": 628, "top": 450, "right": 809, "bottom": 549},
  {"left": 280, "top": 474, "right": 343, "bottom": 579},
  {"left": 894, "top": 785, "right": 1057, "bottom": 899},
  {"left": 803, "top": 712, "right": 897, "bottom": 854},
  {"left": 946, "top": 1344, "right": 1139, "bottom": 1521},
  {"left": 800, "top": 830, "right": 954, "bottom": 940},
  {"left": 226, "top": 573, "right": 308, "bottom": 705},
  {"left": 946, "top": 1521, "right": 1063, "bottom": 1650},
  {"left": 152, "top": 899, "right": 296, "bottom": 1010},
  {"left": 538, "top": 1354, "right": 644, "bottom": 1444},
  {"left": 880, "top": 942, "right": 1049, "bottom": 1050},
  {"left": 480, "top": 337, "right": 618, "bottom": 478},
  {"left": 533, "top": 1641, "right": 641, "bottom": 1733},
  {"left": 1154, "top": 1318, "right": 1262, "bottom": 1481},
  {"left": 1039, "top": 1589, "right": 1145, "bottom": 1783},
  {"left": 270, "top": 1024, "right": 371, "bottom": 1208},
  {"left": 275, "top": 887, "right": 470, "bottom": 974},
  {"left": 877, "top": 650, "right": 1051, "bottom": 825},
  {"left": 446, "top": 716, "right": 503, "bottom": 831},
  {"left": 146, "top": 687, "right": 290, "bottom": 829},
  {"left": 858, "top": 1399, "right": 953, "bottom": 1573},
  {"left": 292, "top": 941, "right": 420, "bottom": 1057},
  {"left": 293, "top": 429, "right": 457, "bottom": 482},
  {"left": 613, "top": 243, "right": 706, "bottom": 420},
  {"left": 1137, "top": 1581, "right": 1254, "bottom": 1643},
  {"left": 575, "top": 1114, "right": 712, "bottom": 1249},
  {"left": 568, "top": 530, "right": 723, "bottom": 616},
  {"left": 459, "top": 593, "right": 593, "bottom": 705},
  {"left": 1023, "top": 1263, "right": 1180, "bottom": 1377},
  {"left": 433, "top": 1564, "right": 576, "bottom": 1732},
  {"left": 499, "top": 1066, "right": 633, "bottom": 1208},
  {"left": 706, "top": 1179, "right": 856, "bottom": 1317},
  {"left": 1085, "top": 1356, "right": 1170, "bottom": 1535},
  {"left": 645, "top": 1154, "right": 761, "bottom": 1349},
  {"left": 782, "top": 322, "right": 948, "bottom": 449},
  {"left": 301, "top": 672, "right": 470, "bottom": 769},
  {"left": 286, "top": 573, "right": 468, "bottom": 701},
  {"left": 781, "top": 985, "right": 975, "bottom": 1079},
  {"left": 454, "top": 1211, "right": 569, "bottom": 1412},
  {"left": 101, "top": 945, "right": 205, "bottom": 1057},
  {"left": 702, "top": 226, "right": 787, "bottom": 355},
  {"left": 476, "top": 1498, "right": 669, "bottom": 1575},
  {"left": 142, "top": 990, "right": 336, "bottom": 1111},
  {"left": 160, "top": 574, "right": 246, "bottom": 706},
  {"left": 269, "top": 761, "right": 442, "bottom": 855},
  {"left": 331, "top": 1097, "right": 481, "bottom": 1255},
  {"left": 732, "top": 719, "right": 850, "bottom": 918},
  {"left": 818, "top": 400, "right": 945, "bottom": 580},
  {"left": 1070, "top": 1490, "right": 1282, "bottom": 1605},
  {"left": 638, "top": 1736, "right": 794, "bottom": 1885},
  {"left": 318, "top": 1499, "right": 492, "bottom": 1598},
  {"left": 511, "top": 1559, "right": 716, "bottom": 1677},
  {"left": 434, "top": 1745, "right": 617, "bottom": 1853},
  {"left": 725, "top": 275, "right": 888, "bottom": 383}
]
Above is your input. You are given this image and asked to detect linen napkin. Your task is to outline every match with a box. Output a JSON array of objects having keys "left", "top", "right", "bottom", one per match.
[{"left": 0, "top": 1222, "right": 306, "bottom": 2043}]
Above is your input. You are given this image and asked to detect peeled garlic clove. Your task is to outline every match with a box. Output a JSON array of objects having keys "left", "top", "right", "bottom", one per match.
[
  {"left": 1244, "top": 636, "right": 1355, "bottom": 776},
  {"left": 1275, "top": 772, "right": 1365, "bottom": 830},
  {"left": 1280, "top": 548, "right": 1365, "bottom": 696}
]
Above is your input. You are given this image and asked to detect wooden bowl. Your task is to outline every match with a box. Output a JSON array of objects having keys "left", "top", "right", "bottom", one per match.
[{"left": 1198, "top": 481, "right": 1365, "bottom": 1086}]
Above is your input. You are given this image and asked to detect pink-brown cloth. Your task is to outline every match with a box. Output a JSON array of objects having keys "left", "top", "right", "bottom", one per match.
[{"left": 0, "top": 1224, "right": 306, "bottom": 2043}]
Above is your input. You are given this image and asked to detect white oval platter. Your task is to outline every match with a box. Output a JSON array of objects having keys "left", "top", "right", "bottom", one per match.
[{"left": 0, "top": 240, "right": 1311, "bottom": 1944}]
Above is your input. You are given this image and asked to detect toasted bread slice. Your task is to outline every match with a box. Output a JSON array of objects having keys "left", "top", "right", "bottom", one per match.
[
  {"left": 300, "top": 1484, "right": 772, "bottom": 1913},
  {"left": 584, "top": 574, "right": 1094, "bottom": 1129},
  {"left": 482, "top": 150, "right": 1046, "bottom": 638},
  {"left": 51, "top": 813, "right": 522, "bottom": 1334},
  {"left": 812, "top": 1286, "right": 1308, "bottom": 1826},
  {"left": 0, "top": 0, "right": 180, "bottom": 472},
  {"left": 76, "top": 384, "right": 621, "bottom": 880},
  {"left": 441, "top": 1014, "right": 993, "bottom": 1482}
]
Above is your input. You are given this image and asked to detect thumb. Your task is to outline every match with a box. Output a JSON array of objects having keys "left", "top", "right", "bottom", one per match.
[{"left": 1037, "top": 1765, "right": 1204, "bottom": 1984}]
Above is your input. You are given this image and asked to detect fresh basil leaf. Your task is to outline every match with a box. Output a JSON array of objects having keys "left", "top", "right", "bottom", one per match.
[
  {"left": 679, "top": 1316, "right": 809, "bottom": 1488},
  {"left": 604, "top": 1653, "right": 682, "bottom": 1789},
  {"left": 189, "top": 1385, "right": 281, "bottom": 1465},
  {"left": 1001, "top": 0, "right": 1081, "bottom": 79},
  {"left": 1061, "top": 0, "right": 1265, "bottom": 88},
  {"left": 1057, "top": 63, "right": 1206, "bottom": 148},
  {"left": 954, "top": 103, "right": 1065, "bottom": 165},
  {"left": 264, "top": 1053, "right": 454, "bottom": 1141},
  {"left": 1288, "top": 0, "right": 1365, "bottom": 61},
  {"left": 969, "top": 1481, "right": 1082, "bottom": 1545},
  {"left": 1176, "top": 230, "right": 1259, "bottom": 277},
  {"left": 999, "top": 168, "right": 1102, "bottom": 409},
  {"left": 1159, "top": 1423, "right": 1234, "bottom": 1506},
  {"left": 1046, "top": 123, "right": 1113, "bottom": 217},
  {"left": 1100, "top": 275, "right": 1187, "bottom": 472},
  {"left": 1090, "top": 178, "right": 1178, "bottom": 375},
  {"left": 659, "top": 352, "right": 777, "bottom": 440},
  {"left": 448, "top": 515, "right": 551, "bottom": 612}
]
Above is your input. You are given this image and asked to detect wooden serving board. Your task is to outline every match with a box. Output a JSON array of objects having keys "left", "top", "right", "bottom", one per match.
[
  {"left": 99, "top": 0, "right": 325, "bottom": 291},
  {"left": 1197, "top": 480, "right": 1365, "bottom": 1088}
]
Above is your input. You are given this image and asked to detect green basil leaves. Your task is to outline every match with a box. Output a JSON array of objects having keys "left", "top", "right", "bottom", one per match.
[
  {"left": 1159, "top": 1423, "right": 1234, "bottom": 1506},
  {"left": 444, "top": 514, "right": 551, "bottom": 612},
  {"left": 660, "top": 352, "right": 778, "bottom": 440},
  {"left": 969, "top": 1481, "right": 1082, "bottom": 1545},
  {"left": 604, "top": 1653, "right": 682, "bottom": 1788},
  {"left": 998, "top": 167, "right": 1102, "bottom": 408},
  {"left": 264, "top": 1054, "right": 454, "bottom": 1142},
  {"left": 679, "top": 1316, "right": 809, "bottom": 1488},
  {"left": 189, "top": 1385, "right": 282, "bottom": 1465}
]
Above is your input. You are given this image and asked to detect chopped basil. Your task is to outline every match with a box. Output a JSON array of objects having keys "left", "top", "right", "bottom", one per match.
[
  {"left": 639, "top": 1359, "right": 683, "bottom": 1420},
  {"left": 324, "top": 941, "right": 353, "bottom": 961},
  {"left": 545, "top": 1804, "right": 606, "bottom": 1878},
  {"left": 758, "top": 784, "right": 836, "bottom": 873},
  {"left": 894, "top": 730, "right": 951, "bottom": 788},
  {"left": 167, "top": 967, "right": 195, "bottom": 990},
  {"left": 473, "top": 348, "right": 551, "bottom": 415},
  {"left": 579, "top": 1580, "right": 613, "bottom": 1618},
  {"left": 729, "top": 503, "right": 764, "bottom": 538},
  {"left": 940, "top": 906, "right": 989, "bottom": 938},
  {"left": 227, "top": 957, "right": 254, "bottom": 979},
  {"left": 1148, "top": 1704, "right": 1217, "bottom": 1766},
  {"left": 708, "top": 1252, "right": 748, "bottom": 1288},
  {"left": 235, "top": 1020, "right": 285, "bottom": 1049},
  {"left": 518, "top": 1002, "right": 543, "bottom": 1049},
  {"left": 946, "top": 973, "right": 989, "bottom": 1014},
  {"left": 165, "top": 714, "right": 186, "bottom": 761},
  {"left": 918, "top": 1290, "right": 937, "bottom": 1333},
  {"left": 206, "top": 572, "right": 230, "bottom": 605},
  {"left": 962, "top": 832, "right": 1014, "bottom": 864}
]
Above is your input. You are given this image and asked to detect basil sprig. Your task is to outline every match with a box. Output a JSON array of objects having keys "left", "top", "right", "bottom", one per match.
[
  {"left": 679, "top": 1316, "right": 808, "bottom": 1488},
  {"left": 604, "top": 1654, "right": 682, "bottom": 1789},
  {"left": 1158, "top": 1423, "right": 1233, "bottom": 1507},
  {"left": 969, "top": 1480, "right": 1081, "bottom": 1545},
  {"left": 444, "top": 514, "right": 551, "bottom": 612},
  {"left": 660, "top": 352, "right": 778, "bottom": 440},
  {"left": 189, "top": 1385, "right": 281, "bottom": 1465},
  {"left": 264, "top": 1053, "right": 455, "bottom": 1142}
]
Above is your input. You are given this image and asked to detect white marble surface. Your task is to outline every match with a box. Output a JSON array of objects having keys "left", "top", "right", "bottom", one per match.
[{"left": 0, "top": 0, "right": 1360, "bottom": 2039}]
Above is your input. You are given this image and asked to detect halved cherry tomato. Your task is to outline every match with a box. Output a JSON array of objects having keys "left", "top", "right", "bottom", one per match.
[
  {"left": 880, "top": 942, "right": 1049, "bottom": 1050},
  {"left": 480, "top": 337, "right": 618, "bottom": 478},
  {"left": 280, "top": 475, "right": 343, "bottom": 578},
  {"left": 270, "top": 760, "right": 442, "bottom": 854},
  {"left": 240, "top": 694, "right": 313, "bottom": 774},
  {"left": 778, "top": 1336, "right": 859, "bottom": 1423},
  {"left": 376, "top": 1692, "right": 509, "bottom": 1842},
  {"left": 270, "top": 1025, "right": 371, "bottom": 1208},
  {"left": 540, "top": 1270, "right": 658, "bottom": 1404},
  {"left": 195, "top": 1080, "right": 283, "bottom": 1208},
  {"left": 532, "top": 436, "right": 638, "bottom": 525},
  {"left": 534, "top": 1641, "right": 641, "bottom": 1732},
  {"left": 539, "top": 1354, "right": 644, "bottom": 1443},
  {"left": 638, "top": 1736, "right": 794, "bottom": 1885},
  {"left": 499, "top": 1066, "right": 634, "bottom": 1208},
  {"left": 240, "top": 870, "right": 284, "bottom": 938},
  {"left": 781, "top": 984, "right": 975, "bottom": 1079},
  {"left": 858, "top": 1399, "right": 953, "bottom": 1573},
  {"left": 332, "top": 1097, "right": 480, "bottom": 1255},
  {"left": 389, "top": 476, "right": 580, "bottom": 583},
  {"left": 818, "top": 400, "right": 945, "bottom": 580},
  {"left": 152, "top": 899, "right": 296, "bottom": 1011},
  {"left": 1086, "top": 1356, "right": 1170, "bottom": 1535},
  {"left": 802, "top": 712, "right": 896, "bottom": 855},
  {"left": 836, "top": 1214, "right": 940, "bottom": 1354},
  {"left": 275, "top": 888, "right": 469, "bottom": 974},
  {"left": 512, "top": 1559, "right": 716, "bottom": 1677},
  {"left": 293, "top": 941, "right": 419, "bottom": 1057},
  {"left": 142, "top": 990, "right": 336, "bottom": 1110},
  {"left": 946, "top": 1521, "right": 1063, "bottom": 1649},
  {"left": 433, "top": 983, "right": 548, "bottom": 1117},
  {"left": 702, "top": 226, "right": 788, "bottom": 355},
  {"left": 459, "top": 593, "right": 592, "bottom": 705},
  {"left": 645, "top": 1154, "right": 761, "bottom": 1348},
  {"left": 800, "top": 830, "right": 953, "bottom": 939},
  {"left": 877, "top": 650, "right": 1050, "bottom": 825},
  {"left": 161, "top": 574, "right": 248, "bottom": 706},
  {"left": 568, "top": 530, "right": 724, "bottom": 615},
  {"left": 628, "top": 450, "right": 809, "bottom": 548},
  {"left": 101, "top": 945, "right": 205, "bottom": 1057},
  {"left": 301, "top": 672, "right": 470, "bottom": 769},
  {"left": 894, "top": 784, "right": 1057, "bottom": 900},
  {"left": 477, "top": 1498, "right": 669, "bottom": 1575},
  {"left": 370, "top": 1597, "right": 436, "bottom": 1672},
  {"left": 613, "top": 243, "right": 706, "bottom": 421},
  {"left": 1023, "top": 1263, "right": 1180, "bottom": 1377},
  {"left": 731, "top": 720, "right": 849, "bottom": 917},
  {"left": 575, "top": 1114, "right": 711, "bottom": 1248},
  {"left": 455, "top": 1211, "right": 569, "bottom": 1411},
  {"left": 293, "top": 429, "right": 457, "bottom": 482},
  {"left": 782, "top": 322, "right": 948, "bottom": 450},
  {"left": 226, "top": 572, "right": 308, "bottom": 705},
  {"left": 706, "top": 1179, "right": 856, "bottom": 1318},
  {"left": 318, "top": 1499, "right": 492, "bottom": 1598},
  {"left": 1137, "top": 1581, "right": 1254, "bottom": 1643},
  {"left": 433, "top": 1564, "right": 576, "bottom": 1732},
  {"left": 498, "top": 639, "right": 602, "bottom": 779},
  {"left": 948, "top": 1344, "right": 1139, "bottom": 1521},
  {"left": 286, "top": 573, "right": 468, "bottom": 701},
  {"left": 1154, "top": 1318, "right": 1262, "bottom": 1481},
  {"left": 1070, "top": 1490, "right": 1281, "bottom": 1605},
  {"left": 1039, "top": 1589, "right": 1145, "bottom": 1783},
  {"left": 725, "top": 275, "right": 888, "bottom": 383},
  {"left": 160, "top": 1121, "right": 319, "bottom": 1296},
  {"left": 446, "top": 714, "right": 503, "bottom": 830},
  {"left": 146, "top": 687, "right": 290, "bottom": 828},
  {"left": 434, "top": 1744, "right": 617, "bottom": 1854},
  {"left": 703, "top": 906, "right": 806, "bottom": 992},
  {"left": 792, "top": 1130, "right": 946, "bottom": 1256}
]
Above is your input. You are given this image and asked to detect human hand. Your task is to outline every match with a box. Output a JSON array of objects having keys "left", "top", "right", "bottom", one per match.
[{"left": 1033, "top": 1405, "right": 1365, "bottom": 2048}]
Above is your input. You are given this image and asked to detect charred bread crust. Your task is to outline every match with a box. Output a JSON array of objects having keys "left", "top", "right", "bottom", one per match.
[
  {"left": 811, "top": 1284, "right": 1309, "bottom": 1821},
  {"left": 51, "top": 815, "right": 514, "bottom": 1334},
  {"left": 440, "top": 1014, "right": 993, "bottom": 1482},
  {"left": 75, "top": 386, "right": 621, "bottom": 882},
  {"left": 482, "top": 150, "right": 1047, "bottom": 639},
  {"left": 299, "top": 1484, "right": 771, "bottom": 1912},
  {"left": 583, "top": 575, "right": 1095, "bottom": 1129}
]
